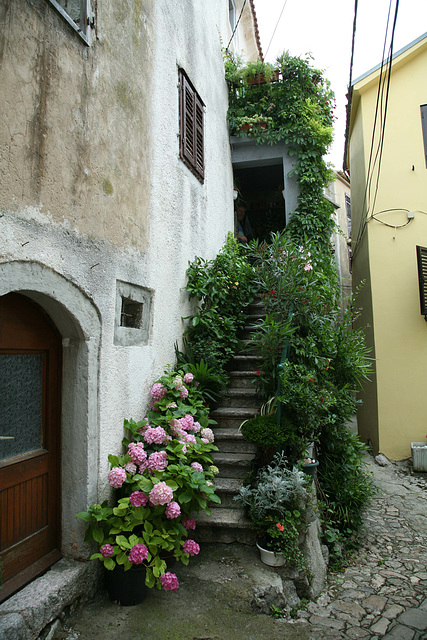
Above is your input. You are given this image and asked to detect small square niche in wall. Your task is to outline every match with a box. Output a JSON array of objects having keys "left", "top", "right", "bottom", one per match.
[{"left": 114, "top": 280, "right": 152, "bottom": 346}]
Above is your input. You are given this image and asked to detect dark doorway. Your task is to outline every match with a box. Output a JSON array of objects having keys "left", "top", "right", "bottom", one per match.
[{"left": 234, "top": 164, "right": 286, "bottom": 241}]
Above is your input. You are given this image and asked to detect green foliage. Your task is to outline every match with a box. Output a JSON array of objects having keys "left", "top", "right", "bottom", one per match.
[
  {"left": 184, "top": 233, "right": 256, "bottom": 376},
  {"left": 77, "top": 368, "right": 220, "bottom": 591},
  {"left": 174, "top": 342, "right": 227, "bottom": 405}
]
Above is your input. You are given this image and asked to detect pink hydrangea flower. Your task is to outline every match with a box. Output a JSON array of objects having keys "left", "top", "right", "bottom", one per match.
[
  {"left": 192, "top": 421, "right": 201, "bottom": 433},
  {"left": 147, "top": 450, "right": 168, "bottom": 473},
  {"left": 179, "top": 386, "right": 189, "bottom": 400},
  {"left": 160, "top": 572, "right": 179, "bottom": 591},
  {"left": 100, "top": 544, "right": 114, "bottom": 558},
  {"left": 201, "top": 438, "right": 209, "bottom": 444},
  {"left": 139, "top": 461, "right": 148, "bottom": 474},
  {"left": 165, "top": 500, "right": 181, "bottom": 519},
  {"left": 108, "top": 466, "right": 127, "bottom": 488},
  {"left": 201, "top": 428, "right": 214, "bottom": 443},
  {"left": 151, "top": 383, "right": 167, "bottom": 401},
  {"left": 129, "top": 491, "right": 148, "bottom": 507},
  {"left": 149, "top": 481, "right": 173, "bottom": 506},
  {"left": 183, "top": 539, "right": 200, "bottom": 556},
  {"left": 183, "top": 373, "right": 194, "bottom": 384},
  {"left": 184, "top": 433, "right": 196, "bottom": 446},
  {"left": 178, "top": 415, "right": 193, "bottom": 431},
  {"left": 181, "top": 517, "right": 196, "bottom": 530},
  {"left": 125, "top": 462, "right": 137, "bottom": 476},
  {"left": 128, "top": 543, "right": 148, "bottom": 564},
  {"left": 128, "top": 442, "right": 147, "bottom": 465},
  {"left": 173, "top": 377, "right": 183, "bottom": 389},
  {"left": 144, "top": 426, "right": 168, "bottom": 445},
  {"left": 191, "top": 462, "right": 203, "bottom": 473}
]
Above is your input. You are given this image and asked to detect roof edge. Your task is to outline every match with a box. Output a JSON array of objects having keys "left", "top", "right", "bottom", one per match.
[{"left": 248, "top": 0, "right": 263, "bottom": 61}]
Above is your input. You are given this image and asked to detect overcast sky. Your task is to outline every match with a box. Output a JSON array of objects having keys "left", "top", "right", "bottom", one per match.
[{"left": 253, "top": 0, "right": 427, "bottom": 169}]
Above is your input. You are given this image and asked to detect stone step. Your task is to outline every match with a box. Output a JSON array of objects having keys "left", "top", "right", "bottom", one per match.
[
  {"left": 218, "top": 388, "right": 260, "bottom": 409},
  {"left": 194, "top": 508, "right": 255, "bottom": 544},
  {"left": 213, "top": 428, "right": 257, "bottom": 454},
  {"left": 213, "top": 451, "right": 255, "bottom": 478},
  {"left": 229, "top": 354, "right": 262, "bottom": 371},
  {"left": 211, "top": 477, "right": 245, "bottom": 508},
  {"left": 211, "top": 406, "right": 258, "bottom": 429},
  {"left": 228, "top": 370, "right": 258, "bottom": 389}
]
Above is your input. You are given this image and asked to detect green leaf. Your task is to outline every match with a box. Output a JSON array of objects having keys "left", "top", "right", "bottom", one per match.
[
  {"left": 104, "top": 557, "right": 115, "bottom": 571},
  {"left": 145, "top": 568, "right": 156, "bottom": 588},
  {"left": 92, "top": 527, "right": 104, "bottom": 544},
  {"left": 116, "top": 535, "right": 132, "bottom": 549}
]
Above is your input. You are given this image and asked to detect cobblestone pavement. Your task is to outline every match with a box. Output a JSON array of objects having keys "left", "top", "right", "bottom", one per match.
[
  {"left": 295, "top": 455, "right": 427, "bottom": 640},
  {"left": 52, "top": 454, "right": 426, "bottom": 640}
]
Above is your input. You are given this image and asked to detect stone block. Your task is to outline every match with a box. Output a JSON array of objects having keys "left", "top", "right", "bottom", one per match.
[
  {"left": 397, "top": 608, "right": 427, "bottom": 630},
  {"left": 0, "top": 613, "right": 27, "bottom": 640}
]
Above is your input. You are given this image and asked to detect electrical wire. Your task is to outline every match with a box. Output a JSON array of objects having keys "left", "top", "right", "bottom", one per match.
[
  {"left": 352, "top": 0, "right": 400, "bottom": 260},
  {"left": 264, "top": 0, "right": 289, "bottom": 60},
  {"left": 226, "top": 0, "right": 247, "bottom": 52}
]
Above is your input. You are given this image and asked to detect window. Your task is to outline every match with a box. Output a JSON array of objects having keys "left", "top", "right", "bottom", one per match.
[
  {"left": 421, "top": 105, "right": 427, "bottom": 168},
  {"left": 345, "top": 193, "right": 351, "bottom": 237},
  {"left": 179, "top": 69, "right": 205, "bottom": 183},
  {"left": 416, "top": 245, "right": 427, "bottom": 318},
  {"left": 114, "top": 281, "right": 152, "bottom": 346},
  {"left": 46, "top": 0, "right": 92, "bottom": 45}
]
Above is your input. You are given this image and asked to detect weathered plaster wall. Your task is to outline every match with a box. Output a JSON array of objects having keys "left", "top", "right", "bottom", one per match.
[{"left": 0, "top": 0, "right": 260, "bottom": 556}]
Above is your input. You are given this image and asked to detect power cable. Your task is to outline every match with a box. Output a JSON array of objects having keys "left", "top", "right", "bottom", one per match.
[
  {"left": 226, "top": 0, "right": 247, "bottom": 52},
  {"left": 264, "top": 0, "right": 289, "bottom": 60}
]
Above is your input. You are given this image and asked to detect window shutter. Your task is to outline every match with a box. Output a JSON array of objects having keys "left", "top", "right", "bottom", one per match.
[
  {"left": 416, "top": 245, "right": 427, "bottom": 317},
  {"left": 421, "top": 105, "right": 427, "bottom": 168},
  {"left": 179, "top": 69, "right": 204, "bottom": 182}
]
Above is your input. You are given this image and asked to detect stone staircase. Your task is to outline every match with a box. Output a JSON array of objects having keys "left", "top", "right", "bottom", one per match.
[{"left": 196, "top": 300, "right": 264, "bottom": 544}]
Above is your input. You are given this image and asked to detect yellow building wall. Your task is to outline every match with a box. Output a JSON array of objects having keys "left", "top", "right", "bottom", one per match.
[{"left": 352, "top": 39, "right": 427, "bottom": 459}]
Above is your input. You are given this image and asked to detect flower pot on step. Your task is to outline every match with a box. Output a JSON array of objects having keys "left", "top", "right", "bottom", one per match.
[
  {"left": 256, "top": 541, "right": 285, "bottom": 567},
  {"left": 302, "top": 460, "right": 318, "bottom": 479},
  {"left": 104, "top": 564, "right": 148, "bottom": 606}
]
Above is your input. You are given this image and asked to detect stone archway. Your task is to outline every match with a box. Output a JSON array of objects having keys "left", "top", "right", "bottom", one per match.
[{"left": 0, "top": 261, "right": 101, "bottom": 570}]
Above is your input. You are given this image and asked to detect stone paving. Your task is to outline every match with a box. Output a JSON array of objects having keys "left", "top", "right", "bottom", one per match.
[
  {"left": 292, "top": 455, "right": 427, "bottom": 640},
  {"left": 30, "top": 453, "right": 427, "bottom": 640}
]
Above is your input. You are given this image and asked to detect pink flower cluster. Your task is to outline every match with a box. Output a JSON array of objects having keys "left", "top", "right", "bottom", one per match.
[
  {"left": 181, "top": 517, "right": 196, "bottom": 530},
  {"left": 149, "top": 481, "right": 173, "bottom": 506},
  {"left": 129, "top": 491, "right": 148, "bottom": 507},
  {"left": 128, "top": 442, "right": 147, "bottom": 465},
  {"left": 147, "top": 450, "right": 168, "bottom": 473},
  {"left": 144, "top": 426, "right": 169, "bottom": 445},
  {"left": 151, "top": 383, "right": 167, "bottom": 401},
  {"left": 178, "top": 414, "right": 194, "bottom": 431},
  {"left": 160, "top": 572, "right": 179, "bottom": 591},
  {"left": 100, "top": 544, "right": 114, "bottom": 557},
  {"left": 108, "top": 466, "right": 127, "bottom": 488},
  {"left": 183, "top": 373, "right": 194, "bottom": 384},
  {"left": 125, "top": 462, "right": 137, "bottom": 476},
  {"left": 191, "top": 462, "right": 203, "bottom": 473},
  {"left": 128, "top": 543, "right": 148, "bottom": 564},
  {"left": 165, "top": 501, "right": 181, "bottom": 519},
  {"left": 183, "top": 539, "right": 200, "bottom": 556}
]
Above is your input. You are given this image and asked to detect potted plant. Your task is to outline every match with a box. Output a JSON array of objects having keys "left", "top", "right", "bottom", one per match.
[
  {"left": 77, "top": 368, "right": 221, "bottom": 604},
  {"left": 234, "top": 452, "right": 310, "bottom": 574}
]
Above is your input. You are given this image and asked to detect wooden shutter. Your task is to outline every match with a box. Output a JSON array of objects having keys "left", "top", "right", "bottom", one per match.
[
  {"left": 416, "top": 245, "right": 427, "bottom": 317},
  {"left": 179, "top": 69, "right": 204, "bottom": 182}
]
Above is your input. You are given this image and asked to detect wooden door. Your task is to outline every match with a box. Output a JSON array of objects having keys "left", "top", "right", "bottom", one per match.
[{"left": 0, "top": 293, "right": 62, "bottom": 602}]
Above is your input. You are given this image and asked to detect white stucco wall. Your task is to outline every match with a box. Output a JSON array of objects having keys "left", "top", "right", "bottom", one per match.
[{"left": 0, "top": 0, "right": 260, "bottom": 556}]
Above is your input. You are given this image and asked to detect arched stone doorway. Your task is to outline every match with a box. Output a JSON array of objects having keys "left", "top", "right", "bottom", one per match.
[{"left": 0, "top": 262, "right": 101, "bottom": 602}]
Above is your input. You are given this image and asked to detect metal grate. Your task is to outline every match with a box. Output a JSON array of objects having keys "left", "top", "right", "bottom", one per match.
[{"left": 416, "top": 245, "right": 427, "bottom": 319}]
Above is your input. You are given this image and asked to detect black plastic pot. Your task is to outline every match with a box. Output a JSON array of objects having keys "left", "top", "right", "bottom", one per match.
[{"left": 104, "top": 564, "right": 148, "bottom": 606}]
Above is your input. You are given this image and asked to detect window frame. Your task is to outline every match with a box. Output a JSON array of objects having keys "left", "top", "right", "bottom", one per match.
[
  {"left": 178, "top": 69, "right": 205, "bottom": 183},
  {"left": 45, "top": 0, "right": 91, "bottom": 46}
]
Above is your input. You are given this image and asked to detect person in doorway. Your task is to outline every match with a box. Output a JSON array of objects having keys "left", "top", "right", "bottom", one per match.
[{"left": 235, "top": 205, "right": 254, "bottom": 243}]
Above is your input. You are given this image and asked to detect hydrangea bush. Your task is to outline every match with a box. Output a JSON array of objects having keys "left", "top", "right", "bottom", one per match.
[{"left": 77, "top": 368, "right": 220, "bottom": 591}]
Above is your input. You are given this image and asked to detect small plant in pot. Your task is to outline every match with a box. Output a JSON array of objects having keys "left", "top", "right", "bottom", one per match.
[
  {"left": 77, "top": 367, "right": 221, "bottom": 603},
  {"left": 234, "top": 452, "right": 310, "bottom": 574}
]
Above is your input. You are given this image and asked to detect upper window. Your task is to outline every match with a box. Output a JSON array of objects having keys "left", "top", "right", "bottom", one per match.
[
  {"left": 46, "top": 0, "right": 92, "bottom": 45},
  {"left": 228, "top": 0, "right": 239, "bottom": 48},
  {"left": 179, "top": 69, "right": 205, "bottom": 183},
  {"left": 421, "top": 105, "right": 427, "bottom": 168}
]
